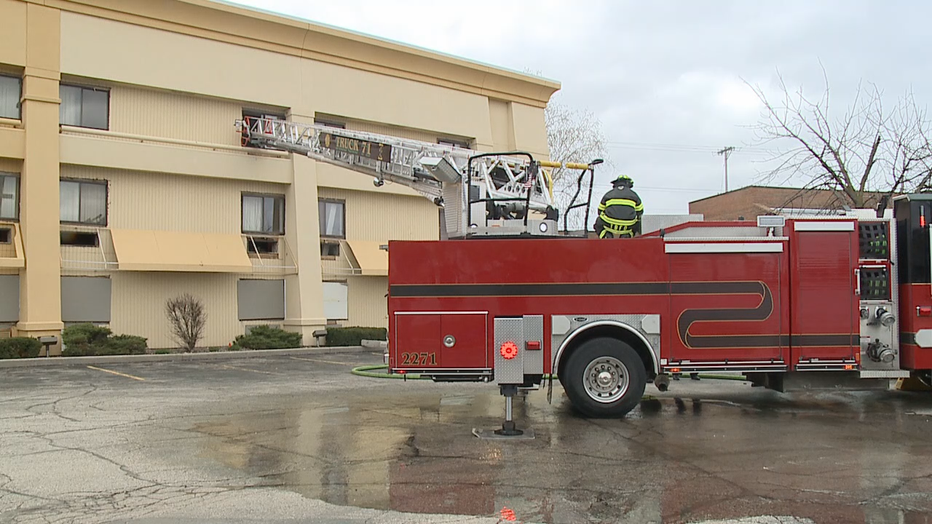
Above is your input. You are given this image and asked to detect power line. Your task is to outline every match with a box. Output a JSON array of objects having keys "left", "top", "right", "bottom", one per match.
[
  {"left": 590, "top": 183, "right": 718, "bottom": 193},
  {"left": 603, "top": 141, "right": 778, "bottom": 154}
]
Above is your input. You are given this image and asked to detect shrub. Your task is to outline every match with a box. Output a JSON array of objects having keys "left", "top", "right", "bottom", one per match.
[
  {"left": 0, "top": 337, "right": 42, "bottom": 359},
  {"left": 101, "top": 335, "right": 148, "bottom": 355},
  {"left": 325, "top": 327, "right": 387, "bottom": 347},
  {"left": 232, "top": 325, "right": 302, "bottom": 350},
  {"left": 61, "top": 324, "right": 148, "bottom": 356},
  {"left": 62, "top": 323, "right": 112, "bottom": 348},
  {"left": 165, "top": 294, "right": 207, "bottom": 352}
]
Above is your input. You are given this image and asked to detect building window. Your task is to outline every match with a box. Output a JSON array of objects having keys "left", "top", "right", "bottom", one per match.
[
  {"left": 314, "top": 117, "right": 345, "bottom": 129},
  {"left": 438, "top": 138, "right": 471, "bottom": 149},
  {"left": 0, "top": 227, "right": 10, "bottom": 244},
  {"left": 320, "top": 241, "right": 340, "bottom": 258},
  {"left": 0, "top": 75, "right": 21, "bottom": 120},
  {"left": 241, "top": 109, "right": 286, "bottom": 148},
  {"left": 60, "top": 179, "right": 107, "bottom": 226},
  {"left": 60, "top": 230, "right": 99, "bottom": 247},
  {"left": 237, "top": 279, "right": 285, "bottom": 321},
  {"left": 246, "top": 237, "right": 279, "bottom": 256},
  {"left": 60, "top": 84, "right": 109, "bottom": 130},
  {"left": 0, "top": 275, "right": 18, "bottom": 323},
  {"left": 242, "top": 194, "right": 285, "bottom": 235},
  {"left": 322, "top": 281, "right": 348, "bottom": 321},
  {"left": 61, "top": 277, "right": 111, "bottom": 323},
  {"left": 0, "top": 174, "right": 18, "bottom": 220},
  {"left": 319, "top": 199, "right": 345, "bottom": 238}
]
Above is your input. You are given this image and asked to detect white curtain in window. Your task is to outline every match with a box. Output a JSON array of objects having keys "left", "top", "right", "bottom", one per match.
[
  {"left": 242, "top": 196, "right": 263, "bottom": 233},
  {"left": 0, "top": 176, "right": 16, "bottom": 219},
  {"left": 80, "top": 183, "right": 107, "bottom": 225},
  {"left": 0, "top": 76, "right": 20, "bottom": 120},
  {"left": 322, "top": 202, "right": 343, "bottom": 237},
  {"left": 59, "top": 86, "right": 82, "bottom": 126},
  {"left": 60, "top": 181, "right": 80, "bottom": 222}
]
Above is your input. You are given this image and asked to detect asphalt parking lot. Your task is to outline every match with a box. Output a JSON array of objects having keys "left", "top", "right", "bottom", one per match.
[{"left": 2, "top": 350, "right": 932, "bottom": 524}]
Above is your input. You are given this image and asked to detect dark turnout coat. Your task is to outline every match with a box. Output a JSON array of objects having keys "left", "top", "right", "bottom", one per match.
[{"left": 594, "top": 184, "right": 643, "bottom": 238}]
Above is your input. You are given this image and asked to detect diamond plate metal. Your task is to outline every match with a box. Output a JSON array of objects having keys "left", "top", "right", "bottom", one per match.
[
  {"left": 494, "top": 317, "right": 525, "bottom": 384},
  {"left": 442, "top": 183, "right": 462, "bottom": 237},
  {"left": 523, "top": 315, "right": 544, "bottom": 376},
  {"left": 550, "top": 314, "right": 660, "bottom": 374}
]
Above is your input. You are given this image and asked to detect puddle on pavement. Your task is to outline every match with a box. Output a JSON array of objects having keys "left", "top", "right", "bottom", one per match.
[{"left": 193, "top": 387, "right": 932, "bottom": 523}]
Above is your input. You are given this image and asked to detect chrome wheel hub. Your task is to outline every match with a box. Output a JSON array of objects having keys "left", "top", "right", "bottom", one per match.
[{"left": 583, "top": 356, "right": 629, "bottom": 404}]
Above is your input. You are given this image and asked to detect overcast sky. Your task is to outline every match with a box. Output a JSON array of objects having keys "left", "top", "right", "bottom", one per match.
[{"left": 226, "top": 0, "right": 932, "bottom": 214}]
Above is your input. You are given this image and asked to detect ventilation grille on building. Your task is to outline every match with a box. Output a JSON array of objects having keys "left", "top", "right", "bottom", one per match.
[
  {"left": 859, "top": 222, "right": 889, "bottom": 260},
  {"left": 860, "top": 267, "right": 890, "bottom": 300}
]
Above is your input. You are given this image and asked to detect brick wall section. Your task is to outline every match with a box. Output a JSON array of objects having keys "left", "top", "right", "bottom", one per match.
[{"left": 689, "top": 186, "right": 888, "bottom": 220}]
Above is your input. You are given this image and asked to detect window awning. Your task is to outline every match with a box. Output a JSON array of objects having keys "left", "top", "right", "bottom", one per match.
[
  {"left": 111, "top": 229, "right": 253, "bottom": 273},
  {"left": 346, "top": 240, "right": 388, "bottom": 276},
  {"left": 0, "top": 223, "right": 24, "bottom": 269}
]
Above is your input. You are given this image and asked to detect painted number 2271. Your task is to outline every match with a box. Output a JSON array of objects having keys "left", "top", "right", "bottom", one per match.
[{"left": 400, "top": 352, "right": 437, "bottom": 366}]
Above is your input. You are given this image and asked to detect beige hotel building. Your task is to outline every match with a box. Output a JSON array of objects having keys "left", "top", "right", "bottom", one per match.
[{"left": 0, "top": 0, "right": 558, "bottom": 351}]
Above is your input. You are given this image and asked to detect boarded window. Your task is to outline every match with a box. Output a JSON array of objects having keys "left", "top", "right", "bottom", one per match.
[
  {"left": 323, "top": 281, "right": 348, "bottom": 321},
  {"left": 61, "top": 277, "right": 111, "bottom": 323},
  {"left": 0, "top": 275, "right": 19, "bottom": 322},
  {"left": 237, "top": 279, "right": 285, "bottom": 321}
]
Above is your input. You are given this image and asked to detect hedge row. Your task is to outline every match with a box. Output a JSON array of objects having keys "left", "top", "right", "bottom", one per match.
[
  {"left": 0, "top": 338, "right": 41, "bottom": 359},
  {"left": 232, "top": 325, "right": 302, "bottom": 350},
  {"left": 1, "top": 324, "right": 390, "bottom": 357},
  {"left": 326, "top": 327, "right": 387, "bottom": 347},
  {"left": 61, "top": 324, "right": 148, "bottom": 357}
]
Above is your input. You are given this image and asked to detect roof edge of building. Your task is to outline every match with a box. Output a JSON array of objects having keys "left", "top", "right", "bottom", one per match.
[{"left": 59, "top": 0, "right": 561, "bottom": 107}]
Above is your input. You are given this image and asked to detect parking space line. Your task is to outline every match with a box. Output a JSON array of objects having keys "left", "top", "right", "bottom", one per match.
[
  {"left": 289, "top": 356, "right": 352, "bottom": 366},
  {"left": 87, "top": 365, "right": 146, "bottom": 381},
  {"left": 214, "top": 363, "right": 283, "bottom": 375}
]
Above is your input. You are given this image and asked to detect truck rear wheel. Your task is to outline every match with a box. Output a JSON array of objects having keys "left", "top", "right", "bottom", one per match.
[{"left": 563, "top": 337, "right": 646, "bottom": 418}]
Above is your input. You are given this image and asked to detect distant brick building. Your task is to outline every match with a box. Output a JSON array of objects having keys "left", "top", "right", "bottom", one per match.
[{"left": 689, "top": 186, "right": 889, "bottom": 221}]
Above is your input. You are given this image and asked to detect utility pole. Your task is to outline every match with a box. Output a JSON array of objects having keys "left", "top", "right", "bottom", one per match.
[{"left": 717, "top": 146, "right": 735, "bottom": 192}]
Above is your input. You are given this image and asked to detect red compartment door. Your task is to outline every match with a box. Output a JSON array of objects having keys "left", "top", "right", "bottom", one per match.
[
  {"left": 790, "top": 225, "right": 858, "bottom": 363},
  {"left": 392, "top": 312, "right": 488, "bottom": 370}
]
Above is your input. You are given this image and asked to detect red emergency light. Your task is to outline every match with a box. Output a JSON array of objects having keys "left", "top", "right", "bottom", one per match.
[
  {"left": 500, "top": 341, "right": 519, "bottom": 360},
  {"left": 919, "top": 306, "right": 932, "bottom": 317}
]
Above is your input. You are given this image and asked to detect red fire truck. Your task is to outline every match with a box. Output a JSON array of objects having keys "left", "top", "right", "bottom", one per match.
[
  {"left": 237, "top": 117, "right": 930, "bottom": 427},
  {"left": 387, "top": 203, "right": 932, "bottom": 420}
]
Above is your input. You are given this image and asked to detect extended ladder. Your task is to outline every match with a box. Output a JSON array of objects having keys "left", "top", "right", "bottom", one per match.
[{"left": 235, "top": 117, "right": 560, "bottom": 237}]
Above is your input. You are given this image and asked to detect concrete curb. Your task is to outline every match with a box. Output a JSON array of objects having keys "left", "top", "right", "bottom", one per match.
[{"left": 0, "top": 346, "right": 377, "bottom": 368}]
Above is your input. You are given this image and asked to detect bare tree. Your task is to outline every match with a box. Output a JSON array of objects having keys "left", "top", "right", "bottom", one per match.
[
  {"left": 545, "top": 100, "right": 608, "bottom": 228},
  {"left": 165, "top": 294, "right": 206, "bottom": 352},
  {"left": 749, "top": 70, "right": 932, "bottom": 211}
]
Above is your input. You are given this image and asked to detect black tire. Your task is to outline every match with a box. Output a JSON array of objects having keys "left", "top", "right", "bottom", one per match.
[{"left": 562, "top": 337, "right": 646, "bottom": 418}]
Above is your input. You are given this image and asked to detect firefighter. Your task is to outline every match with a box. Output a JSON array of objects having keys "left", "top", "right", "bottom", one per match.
[{"left": 594, "top": 174, "right": 643, "bottom": 238}]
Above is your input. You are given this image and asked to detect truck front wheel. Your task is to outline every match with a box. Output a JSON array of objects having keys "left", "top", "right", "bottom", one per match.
[{"left": 563, "top": 337, "right": 646, "bottom": 418}]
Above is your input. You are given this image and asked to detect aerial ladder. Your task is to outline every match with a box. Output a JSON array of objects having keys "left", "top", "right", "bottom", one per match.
[{"left": 234, "top": 116, "right": 599, "bottom": 238}]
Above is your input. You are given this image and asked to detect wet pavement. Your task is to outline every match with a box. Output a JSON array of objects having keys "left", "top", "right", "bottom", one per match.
[{"left": 2, "top": 351, "right": 932, "bottom": 523}]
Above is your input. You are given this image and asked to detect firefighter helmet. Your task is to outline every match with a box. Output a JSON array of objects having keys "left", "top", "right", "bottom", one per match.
[{"left": 613, "top": 174, "right": 634, "bottom": 187}]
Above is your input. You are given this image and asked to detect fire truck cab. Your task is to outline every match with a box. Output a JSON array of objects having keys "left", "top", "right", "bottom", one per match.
[{"left": 388, "top": 194, "right": 932, "bottom": 418}]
